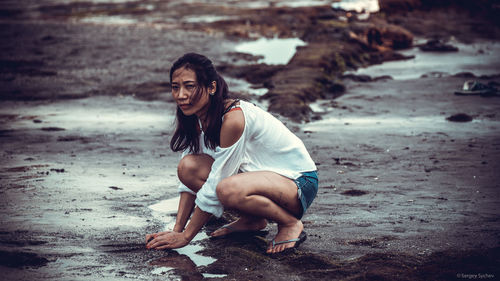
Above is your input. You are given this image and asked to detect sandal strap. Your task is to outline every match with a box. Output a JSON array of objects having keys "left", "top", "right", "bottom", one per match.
[
  {"left": 272, "top": 238, "right": 300, "bottom": 247},
  {"left": 221, "top": 224, "right": 236, "bottom": 231}
]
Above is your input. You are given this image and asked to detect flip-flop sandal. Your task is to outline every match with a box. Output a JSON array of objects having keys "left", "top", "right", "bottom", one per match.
[
  {"left": 454, "top": 80, "right": 498, "bottom": 96},
  {"left": 268, "top": 231, "right": 307, "bottom": 254},
  {"left": 210, "top": 224, "right": 268, "bottom": 239}
]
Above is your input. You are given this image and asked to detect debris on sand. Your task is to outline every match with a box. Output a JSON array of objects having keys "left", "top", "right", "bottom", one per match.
[
  {"left": 49, "top": 168, "right": 65, "bottom": 173},
  {"left": 341, "top": 189, "right": 369, "bottom": 196},
  {"left": 41, "top": 127, "right": 66, "bottom": 131},
  {"left": 418, "top": 39, "right": 459, "bottom": 52},
  {"left": 446, "top": 113, "right": 473, "bottom": 122}
]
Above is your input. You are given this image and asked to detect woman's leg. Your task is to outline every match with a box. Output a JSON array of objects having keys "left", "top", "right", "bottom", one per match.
[
  {"left": 177, "top": 154, "right": 267, "bottom": 235},
  {"left": 210, "top": 214, "right": 267, "bottom": 237},
  {"left": 174, "top": 154, "right": 214, "bottom": 231},
  {"left": 215, "top": 171, "right": 303, "bottom": 253}
]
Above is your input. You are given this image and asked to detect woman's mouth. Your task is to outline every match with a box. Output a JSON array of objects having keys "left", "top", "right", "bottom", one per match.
[{"left": 179, "top": 104, "right": 191, "bottom": 110}]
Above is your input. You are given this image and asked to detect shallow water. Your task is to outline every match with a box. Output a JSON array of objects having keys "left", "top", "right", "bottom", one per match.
[
  {"left": 226, "top": 76, "right": 269, "bottom": 97},
  {"left": 332, "top": 0, "right": 379, "bottom": 13},
  {"left": 349, "top": 41, "right": 500, "bottom": 80},
  {"left": 304, "top": 114, "right": 497, "bottom": 134},
  {"left": 235, "top": 37, "right": 307, "bottom": 65},
  {"left": 0, "top": 97, "right": 175, "bottom": 134},
  {"left": 148, "top": 197, "right": 223, "bottom": 277}
]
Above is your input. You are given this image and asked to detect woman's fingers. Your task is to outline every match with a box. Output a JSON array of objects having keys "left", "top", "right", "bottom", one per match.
[
  {"left": 145, "top": 230, "right": 175, "bottom": 246},
  {"left": 145, "top": 233, "right": 155, "bottom": 243},
  {"left": 146, "top": 232, "right": 172, "bottom": 249},
  {"left": 146, "top": 232, "right": 189, "bottom": 250},
  {"left": 148, "top": 239, "right": 166, "bottom": 249},
  {"left": 155, "top": 245, "right": 171, "bottom": 250}
]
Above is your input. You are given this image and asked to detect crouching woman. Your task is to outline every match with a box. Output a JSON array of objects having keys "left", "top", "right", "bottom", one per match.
[{"left": 146, "top": 53, "right": 318, "bottom": 254}]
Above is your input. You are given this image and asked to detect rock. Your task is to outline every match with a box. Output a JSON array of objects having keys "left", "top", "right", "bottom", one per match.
[
  {"left": 452, "top": 72, "right": 476, "bottom": 78},
  {"left": 341, "top": 189, "right": 369, "bottom": 196},
  {"left": 342, "top": 74, "right": 372, "bottom": 82},
  {"left": 379, "top": 0, "right": 422, "bottom": 13},
  {"left": 377, "top": 24, "right": 414, "bottom": 49},
  {"left": 418, "top": 39, "right": 458, "bottom": 52},
  {"left": 350, "top": 21, "right": 414, "bottom": 50}
]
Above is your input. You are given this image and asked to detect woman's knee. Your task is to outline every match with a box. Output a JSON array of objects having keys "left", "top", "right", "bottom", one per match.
[
  {"left": 177, "top": 154, "right": 212, "bottom": 190},
  {"left": 177, "top": 155, "right": 196, "bottom": 181},
  {"left": 216, "top": 177, "right": 241, "bottom": 207}
]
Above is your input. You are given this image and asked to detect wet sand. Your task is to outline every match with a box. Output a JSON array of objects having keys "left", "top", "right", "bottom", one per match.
[{"left": 1, "top": 0, "right": 500, "bottom": 280}]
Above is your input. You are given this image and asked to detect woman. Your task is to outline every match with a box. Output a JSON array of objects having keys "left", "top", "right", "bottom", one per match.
[{"left": 145, "top": 53, "right": 318, "bottom": 254}]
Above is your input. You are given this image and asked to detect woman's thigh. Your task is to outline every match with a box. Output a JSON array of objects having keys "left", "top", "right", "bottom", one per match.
[{"left": 218, "top": 171, "right": 302, "bottom": 217}]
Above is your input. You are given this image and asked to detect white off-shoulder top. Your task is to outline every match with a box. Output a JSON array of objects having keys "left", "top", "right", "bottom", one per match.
[{"left": 177, "top": 100, "right": 317, "bottom": 217}]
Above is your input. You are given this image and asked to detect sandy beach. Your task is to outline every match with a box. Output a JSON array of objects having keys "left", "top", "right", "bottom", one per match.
[{"left": 1, "top": 0, "right": 499, "bottom": 280}]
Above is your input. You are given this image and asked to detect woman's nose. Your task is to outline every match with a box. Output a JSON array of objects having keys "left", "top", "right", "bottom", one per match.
[{"left": 177, "top": 87, "right": 188, "bottom": 99}]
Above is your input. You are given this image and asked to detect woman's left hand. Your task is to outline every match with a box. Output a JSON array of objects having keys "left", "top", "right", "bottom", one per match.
[{"left": 146, "top": 231, "right": 190, "bottom": 250}]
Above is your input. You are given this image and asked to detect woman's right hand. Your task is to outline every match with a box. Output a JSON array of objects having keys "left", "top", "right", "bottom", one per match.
[
  {"left": 145, "top": 231, "right": 173, "bottom": 244},
  {"left": 145, "top": 232, "right": 159, "bottom": 244},
  {"left": 145, "top": 231, "right": 190, "bottom": 250}
]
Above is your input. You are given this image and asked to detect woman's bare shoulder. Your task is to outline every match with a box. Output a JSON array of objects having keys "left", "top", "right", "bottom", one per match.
[{"left": 220, "top": 108, "right": 245, "bottom": 148}]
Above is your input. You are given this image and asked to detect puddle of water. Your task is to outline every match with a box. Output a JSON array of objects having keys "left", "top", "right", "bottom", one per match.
[
  {"left": 349, "top": 41, "right": 500, "bottom": 80},
  {"left": 303, "top": 115, "right": 494, "bottom": 133},
  {"left": 147, "top": 232, "right": 218, "bottom": 278},
  {"left": 148, "top": 198, "right": 217, "bottom": 267},
  {"left": 332, "top": 0, "right": 379, "bottom": 20},
  {"left": 331, "top": 0, "right": 379, "bottom": 13},
  {"left": 309, "top": 101, "right": 329, "bottom": 113},
  {"left": 235, "top": 37, "right": 307, "bottom": 65},
  {"left": 79, "top": 15, "right": 138, "bottom": 25},
  {"left": 203, "top": 273, "right": 228, "bottom": 278},
  {"left": 183, "top": 15, "right": 237, "bottom": 23},
  {"left": 175, "top": 232, "right": 216, "bottom": 267},
  {"left": 148, "top": 197, "right": 218, "bottom": 277},
  {"left": 0, "top": 96, "right": 174, "bottom": 132},
  {"left": 226, "top": 76, "right": 268, "bottom": 96},
  {"left": 151, "top": 266, "right": 179, "bottom": 279}
]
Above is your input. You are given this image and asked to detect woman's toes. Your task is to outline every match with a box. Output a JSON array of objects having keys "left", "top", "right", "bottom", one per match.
[{"left": 210, "top": 228, "right": 227, "bottom": 237}]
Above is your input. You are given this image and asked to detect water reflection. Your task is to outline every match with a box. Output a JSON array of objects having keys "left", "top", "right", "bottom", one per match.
[
  {"left": 148, "top": 232, "right": 224, "bottom": 279},
  {"left": 149, "top": 252, "right": 203, "bottom": 279},
  {"left": 148, "top": 198, "right": 223, "bottom": 278}
]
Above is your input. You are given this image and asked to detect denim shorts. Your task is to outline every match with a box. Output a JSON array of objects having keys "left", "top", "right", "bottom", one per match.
[{"left": 294, "top": 171, "right": 319, "bottom": 219}]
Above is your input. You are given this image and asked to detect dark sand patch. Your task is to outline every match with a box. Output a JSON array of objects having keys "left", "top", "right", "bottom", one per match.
[{"left": 0, "top": 250, "right": 49, "bottom": 269}]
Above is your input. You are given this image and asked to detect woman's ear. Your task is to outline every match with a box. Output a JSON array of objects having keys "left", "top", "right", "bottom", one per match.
[{"left": 209, "top": 81, "right": 217, "bottom": 95}]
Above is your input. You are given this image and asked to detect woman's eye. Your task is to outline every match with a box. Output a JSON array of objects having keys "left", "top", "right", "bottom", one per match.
[
  {"left": 172, "top": 85, "right": 179, "bottom": 91},
  {"left": 186, "top": 85, "right": 195, "bottom": 90}
]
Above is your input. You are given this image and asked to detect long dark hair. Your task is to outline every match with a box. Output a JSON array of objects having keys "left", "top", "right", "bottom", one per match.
[{"left": 169, "top": 53, "right": 229, "bottom": 153}]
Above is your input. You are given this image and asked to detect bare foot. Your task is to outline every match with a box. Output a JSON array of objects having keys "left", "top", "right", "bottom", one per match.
[
  {"left": 210, "top": 217, "right": 267, "bottom": 237},
  {"left": 267, "top": 220, "right": 304, "bottom": 254}
]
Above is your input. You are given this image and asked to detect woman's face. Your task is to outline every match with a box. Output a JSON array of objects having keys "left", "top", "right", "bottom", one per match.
[{"left": 171, "top": 66, "right": 212, "bottom": 117}]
